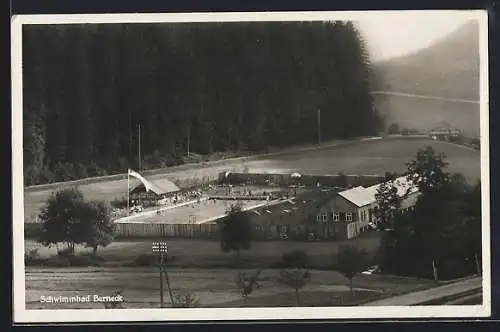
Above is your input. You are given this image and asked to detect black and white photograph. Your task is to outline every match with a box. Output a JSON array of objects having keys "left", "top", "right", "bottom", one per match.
[{"left": 12, "top": 10, "right": 490, "bottom": 323}]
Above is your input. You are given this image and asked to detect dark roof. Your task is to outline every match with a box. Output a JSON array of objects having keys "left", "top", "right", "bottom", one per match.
[{"left": 248, "top": 189, "right": 338, "bottom": 225}]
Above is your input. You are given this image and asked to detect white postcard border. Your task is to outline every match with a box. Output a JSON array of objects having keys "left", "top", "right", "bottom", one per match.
[{"left": 12, "top": 10, "right": 491, "bottom": 323}]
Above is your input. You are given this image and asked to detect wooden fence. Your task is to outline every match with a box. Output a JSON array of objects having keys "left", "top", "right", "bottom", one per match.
[
  {"left": 113, "top": 221, "right": 361, "bottom": 240},
  {"left": 25, "top": 220, "right": 363, "bottom": 240}
]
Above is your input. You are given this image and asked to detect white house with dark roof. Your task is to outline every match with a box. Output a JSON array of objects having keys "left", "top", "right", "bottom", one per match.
[{"left": 315, "top": 175, "right": 420, "bottom": 239}]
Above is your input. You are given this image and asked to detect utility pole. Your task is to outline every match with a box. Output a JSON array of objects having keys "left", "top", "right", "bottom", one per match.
[
  {"left": 138, "top": 124, "right": 142, "bottom": 171},
  {"left": 317, "top": 109, "right": 321, "bottom": 145},
  {"left": 152, "top": 242, "right": 165, "bottom": 308},
  {"left": 152, "top": 241, "right": 174, "bottom": 308}
]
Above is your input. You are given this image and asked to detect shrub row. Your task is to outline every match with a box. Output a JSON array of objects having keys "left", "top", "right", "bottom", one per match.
[
  {"left": 24, "top": 249, "right": 106, "bottom": 267},
  {"left": 24, "top": 153, "right": 187, "bottom": 187}
]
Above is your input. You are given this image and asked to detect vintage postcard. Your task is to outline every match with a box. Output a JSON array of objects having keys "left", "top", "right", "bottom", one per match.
[{"left": 12, "top": 10, "right": 490, "bottom": 323}]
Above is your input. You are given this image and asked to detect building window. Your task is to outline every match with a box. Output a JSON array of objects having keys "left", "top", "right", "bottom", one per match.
[
  {"left": 333, "top": 213, "right": 340, "bottom": 222},
  {"left": 346, "top": 212, "right": 353, "bottom": 222},
  {"left": 321, "top": 213, "right": 327, "bottom": 222},
  {"left": 316, "top": 215, "right": 321, "bottom": 222}
]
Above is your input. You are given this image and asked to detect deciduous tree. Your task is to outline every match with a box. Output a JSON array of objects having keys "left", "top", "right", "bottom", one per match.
[
  {"left": 335, "top": 245, "right": 370, "bottom": 294},
  {"left": 276, "top": 269, "right": 311, "bottom": 305},
  {"left": 38, "top": 187, "right": 116, "bottom": 254},
  {"left": 219, "top": 203, "right": 253, "bottom": 263}
]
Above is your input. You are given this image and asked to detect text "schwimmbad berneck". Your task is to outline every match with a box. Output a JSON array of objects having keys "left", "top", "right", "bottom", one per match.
[{"left": 40, "top": 295, "right": 124, "bottom": 303}]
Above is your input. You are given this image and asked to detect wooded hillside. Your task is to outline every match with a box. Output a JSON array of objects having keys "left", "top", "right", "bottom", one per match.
[{"left": 23, "top": 21, "right": 381, "bottom": 185}]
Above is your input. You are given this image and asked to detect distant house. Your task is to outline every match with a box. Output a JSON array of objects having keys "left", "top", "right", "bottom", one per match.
[
  {"left": 314, "top": 175, "right": 420, "bottom": 239},
  {"left": 130, "top": 177, "right": 181, "bottom": 205},
  {"left": 428, "top": 127, "right": 462, "bottom": 139}
]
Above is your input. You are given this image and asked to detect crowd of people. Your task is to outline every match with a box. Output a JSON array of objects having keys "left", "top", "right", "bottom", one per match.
[
  {"left": 162, "top": 190, "right": 204, "bottom": 206},
  {"left": 111, "top": 183, "right": 303, "bottom": 220}
]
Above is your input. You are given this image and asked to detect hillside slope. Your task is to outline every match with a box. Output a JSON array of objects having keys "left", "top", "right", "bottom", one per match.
[
  {"left": 374, "top": 21, "right": 480, "bottom": 101},
  {"left": 372, "top": 21, "right": 481, "bottom": 137}
]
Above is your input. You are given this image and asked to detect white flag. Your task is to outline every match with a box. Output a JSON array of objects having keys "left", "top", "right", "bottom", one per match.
[{"left": 128, "top": 169, "right": 152, "bottom": 192}]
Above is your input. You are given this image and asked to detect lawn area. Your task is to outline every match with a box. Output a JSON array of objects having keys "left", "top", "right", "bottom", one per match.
[
  {"left": 25, "top": 267, "right": 436, "bottom": 309},
  {"left": 24, "top": 231, "right": 442, "bottom": 309},
  {"left": 25, "top": 231, "right": 383, "bottom": 269}
]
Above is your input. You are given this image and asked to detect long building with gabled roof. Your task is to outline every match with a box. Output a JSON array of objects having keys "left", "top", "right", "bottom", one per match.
[{"left": 314, "top": 175, "right": 420, "bottom": 239}]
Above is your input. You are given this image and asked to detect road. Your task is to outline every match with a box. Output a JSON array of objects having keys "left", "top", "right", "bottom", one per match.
[
  {"left": 371, "top": 91, "right": 480, "bottom": 104},
  {"left": 362, "top": 276, "right": 482, "bottom": 306}
]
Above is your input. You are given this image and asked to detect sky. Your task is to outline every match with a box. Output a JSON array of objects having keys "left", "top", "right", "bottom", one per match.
[{"left": 354, "top": 12, "right": 478, "bottom": 62}]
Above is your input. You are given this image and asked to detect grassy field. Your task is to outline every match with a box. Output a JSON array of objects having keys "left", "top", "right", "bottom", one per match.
[
  {"left": 25, "top": 267, "right": 437, "bottom": 309},
  {"left": 25, "top": 231, "right": 383, "bottom": 268},
  {"left": 23, "top": 138, "right": 481, "bottom": 223},
  {"left": 23, "top": 230, "right": 451, "bottom": 309}
]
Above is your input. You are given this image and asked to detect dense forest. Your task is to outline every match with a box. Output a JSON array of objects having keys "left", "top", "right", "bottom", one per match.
[{"left": 23, "top": 21, "right": 381, "bottom": 186}]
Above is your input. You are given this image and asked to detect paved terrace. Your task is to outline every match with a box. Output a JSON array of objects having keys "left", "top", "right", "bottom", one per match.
[{"left": 115, "top": 197, "right": 291, "bottom": 224}]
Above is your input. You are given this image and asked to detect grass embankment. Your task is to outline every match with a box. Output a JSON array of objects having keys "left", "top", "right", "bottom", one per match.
[
  {"left": 25, "top": 267, "right": 437, "bottom": 309},
  {"left": 24, "top": 232, "right": 441, "bottom": 308},
  {"left": 25, "top": 231, "right": 382, "bottom": 269}
]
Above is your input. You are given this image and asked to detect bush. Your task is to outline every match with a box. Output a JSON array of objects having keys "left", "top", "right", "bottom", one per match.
[
  {"left": 469, "top": 138, "right": 480, "bottom": 146},
  {"left": 131, "top": 253, "right": 178, "bottom": 267},
  {"left": 25, "top": 257, "right": 46, "bottom": 266},
  {"left": 277, "top": 250, "right": 309, "bottom": 269},
  {"left": 110, "top": 197, "right": 128, "bottom": 209},
  {"left": 52, "top": 162, "right": 78, "bottom": 181},
  {"left": 133, "top": 254, "right": 159, "bottom": 267},
  {"left": 449, "top": 135, "right": 464, "bottom": 144},
  {"left": 25, "top": 248, "right": 45, "bottom": 266},
  {"left": 87, "top": 162, "right": 107, "bottom": 177},
  {"left": 57, "top": 247, "right": 75, "bottom": 257},
  {"left": 25, "top": 248, "right": 39, "bottom": 260},
  {"left": 25, "top": 223, "right": 43, "bottom": 238},
  {"left": 39, "top": 166, "right": 56, "bottom": 184},
  {"left": 387, "top": 123, "right": 400, "bottom": 135},
  {"left": 67, "top": 254, "right": 105, "bottom": 267},
  {"left": 172, "top": 292, "right": 201, "bottom": 308},
  {"left": 74, "top": 162, "right": 89, "bottom": 179},
  {"left": 45, "top": 256, "right": 72, "bottom": 267},
  {"left": 24, "top": 165, "right": 39, "bottom": 186}
]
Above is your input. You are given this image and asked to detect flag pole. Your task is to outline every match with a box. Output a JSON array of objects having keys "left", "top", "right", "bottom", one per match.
[{"left": 127, "top": 169, "right": 130, "bottom": 216}]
